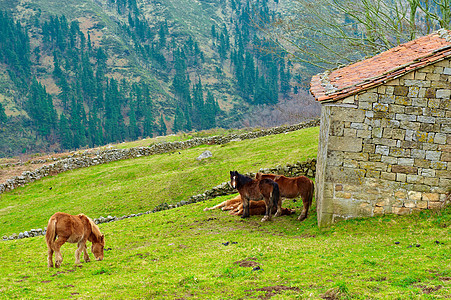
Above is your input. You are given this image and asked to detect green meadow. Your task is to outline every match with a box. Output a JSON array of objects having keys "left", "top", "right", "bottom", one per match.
[{"left": 1, "top": 126, "right": 450, "bottom": 299}]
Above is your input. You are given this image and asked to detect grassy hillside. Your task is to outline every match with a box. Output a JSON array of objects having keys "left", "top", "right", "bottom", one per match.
[
  {"left": 0, "top": 126, "right": 319, "bottom": 236},
  {"left": 1, "top": 126, "right": 450, "bottom": 299}
]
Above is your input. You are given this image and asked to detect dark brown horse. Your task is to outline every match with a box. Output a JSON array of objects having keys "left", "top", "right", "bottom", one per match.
[
  {"left": 204, "top": 194, "right": 295, "bottom": 216},
  {"left": 256, "top": 173, "right": 314, "bottom": 221},
  {"left": 230, "top": 171, "right": 281, "bottom": 222},
  {"left": 46, "top": 212, "right": 105, "bottom": 268}
]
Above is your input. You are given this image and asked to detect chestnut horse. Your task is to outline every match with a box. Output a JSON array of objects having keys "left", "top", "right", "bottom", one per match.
[
  {"left": 46, "top": 212, "right": 105, "bottom": 268},
  {"left": 204, "top": 194, "right": 295, "bottom": 216},
  {"left": 230, "top": 171, "right": 281, "bottom": 222},
  {"left": 255, "top": 173, "right": 314, "bottom": 221}
]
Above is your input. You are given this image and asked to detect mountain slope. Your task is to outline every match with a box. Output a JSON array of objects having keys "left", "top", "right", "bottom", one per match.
[{"left": 0, "top": 0, "right": 320, "bottom": 157}]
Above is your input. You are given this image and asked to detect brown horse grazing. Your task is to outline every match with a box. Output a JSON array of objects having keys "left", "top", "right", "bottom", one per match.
[
  {"left": 230, "top": 171, "right": 281, "bottom": 222},
  {"left": 255, "top": 173, "right": 314, "bottom": 221},
  {"left": 46, "top": 212, "right": 105, "bottom": 268},
  {"left": 204, "top": 194, "right": 295, "bottom": 216}
]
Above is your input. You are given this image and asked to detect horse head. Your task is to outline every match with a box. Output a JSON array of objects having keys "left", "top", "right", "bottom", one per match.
[
  {"left": 91, "top": 234, "right": 105, "bottom": 261},
  {"left": 230, "top": 171, "right": 238, "bottom": 189}
]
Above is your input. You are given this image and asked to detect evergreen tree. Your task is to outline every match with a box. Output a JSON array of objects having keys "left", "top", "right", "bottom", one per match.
[
  {"left": 58, "top": 113, "right": 72, "bottom": 150},
  {"left": 0, "top": 101, "right": 7, "bottom": 123},
  {"left": 157, "top": 115, "right": 167, "bottom": 136}
]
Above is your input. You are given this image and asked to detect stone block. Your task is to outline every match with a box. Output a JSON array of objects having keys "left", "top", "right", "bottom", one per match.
[
  {"left": 414, "top": 159, "right": 431, "bottom": 168},
  {"left": 422, "top": 193, "right": 439, "bottom": 201},
  {"left": 380, "top": 94, "right": 396, "bottom": 103},
  {"left": 381, "top": 155, "right": 398, "bottom": 165},
  {"left": 414, "top": 131, "right": 434, "bottom": 143},
  {"left": 434, "top": 133, "right": 447, "bottom": 144},
  {"left": 331, "top": 106, "right": 366, "bottom": 123},
  {"left": 381, "top": 172, "right": 396, "bottom": 181},
  {"left": 425, "top": 88, "right": 437, "bottom": 98},
  {"left": 430, "top": 161, "right": 447, "bottom": 170},
  {"left": 414, "top": 72, "right": 426, "bottom": 80},
  {"left": 406, "top": 174, "right": 423, "bottom": 184},
  {"left": 357, "top": 129, "right": 371, "bottom": 138},
  {"left": 404, "top": 200, "right": 417, "bottom": 208},
  {"left": 326, "top": 166, "right": 366, "bottom": 184},
  {"left": 428, "top": 99, "right": 441, "bottom": 109},
  {"left": 424, "top": 177, "right": 439, "bottom": 186},
  {"left": 396, "top": 173, "right": 407, "bottom": 182},
  {"left": 343, "top": 152, "right": 369, "bottom": 161},
  {"left": 404, "top": 79, "right": 431, "bottom": 87},
  {"left": 362, "top": 143, "right": 376, "bottom": 153},
  {"left": 396, "top": 113, "right": 416, "bottom": 122},
  {"left": 350, "top": 123, "right": 366, "bottom": 130},
  {"left": 417, "top": 201, "right": 428, "bottom": 209},
  {"left": 389, "top": 104, "right": 405, "bottom": 114},
  {"left": 393, "top": 207, "right": 411, "bottom": 215},
  {"left": 394, "top": 96, "right": 411, "bottom": 106},
  {"left": 373, "top": 206, "right": 384, "bottom": 215},
  {"left": 407, "top": 86, "right": 420, "bottom": 98},
  {"left": 442, "top": 152, "right": 451, "bottom": 162},
  {"left": 426, "top": 73, "right": 441, "bottom": 81},
  {"left": 417, "top": 116, "right": 436, "bottom": 124},
  {"left": 412, "top": 98, "right": 428, "bottom": 107},
  {"left": 359, "top": 101, "right": 372, "bottom": 110},
  {"left": 392, "top": 165, "right": 417, "bottom": 174},
  {"left": 343, "top": 128, "right": 357, "bottom": 137},
  {"left": 428, "top": 202, "right": 443, "bottom": 210},
  {"left": 375, "top": 145, "right": 389, "bottom": 156},
  {"left": 358, "top": 92, "right": 378, "bottom": 103},
  {"left": 398, "top": 158, "right": 414, "bottom": 166},
  {"left": 426, "top": 151, "right": 442, "bottom": 161},
  {"left": 367, "top": 170, "right": 381, "bottom": 178},
  {"left": 433, "top": 66, "right": 444, "bottom": 74},
  {"left": 394, "top": 190, "right": 407, "bottom": 199},
  {"left": 373, "top": 103, "right": 389, "bottom": 112},
  {"left": 328, "top": 136, "right": 363, "bottom": 153},
  {"left": 408, "top": 191, "right": 422, "bottom": 201}
]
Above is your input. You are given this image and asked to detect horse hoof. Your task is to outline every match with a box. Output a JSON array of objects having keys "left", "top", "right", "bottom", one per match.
[
  {"left": 297, "top": 215, "right": 307, "bottom": 221},
  {"left": 261, "top": 216, "right": 270, "bottom": 222}
]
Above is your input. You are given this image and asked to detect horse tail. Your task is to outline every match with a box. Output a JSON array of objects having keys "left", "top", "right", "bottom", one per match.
[
  {"left": 272, "top": 181, "right": 280, "bottom": 209},
  {"left": 45, "top": 217, "right": 57, "bottom": 250},
  {"left": 308, "top": 180, "right": 314, "bottom": 208}
]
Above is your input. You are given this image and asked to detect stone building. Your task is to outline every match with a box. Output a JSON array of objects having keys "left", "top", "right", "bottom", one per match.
[{"left": 310, "top": 29, "right": 450, "bottom": 227}]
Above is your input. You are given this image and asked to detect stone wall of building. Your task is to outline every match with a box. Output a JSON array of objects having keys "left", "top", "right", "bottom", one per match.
[{"left": 316, "top": 60, "right": 450, "bottom": 227}]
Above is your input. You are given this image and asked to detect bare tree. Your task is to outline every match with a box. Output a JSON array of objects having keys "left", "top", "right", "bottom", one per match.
[{"left": 264, "top": 0, "right": 451, "bottom": 70}]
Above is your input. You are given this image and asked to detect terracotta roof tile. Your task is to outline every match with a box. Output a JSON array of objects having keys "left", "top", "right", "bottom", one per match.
[{"left": 310, "top": 30, "right": 451, "bottom": 102}]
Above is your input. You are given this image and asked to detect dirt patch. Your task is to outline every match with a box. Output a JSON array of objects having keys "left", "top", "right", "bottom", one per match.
[
  {"left": 246, "top": 285, "right": 301, "bottom": 300},
  {"left": 234, "top": 257, "right": 259, "bottom": 267},
  {"left": 419, "top": 285, "right": 442, "bottom": 294}
]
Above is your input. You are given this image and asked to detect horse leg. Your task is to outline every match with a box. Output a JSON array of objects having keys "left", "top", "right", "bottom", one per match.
[
  {"left": 297, "top": 195, "right": 310, "bottom": 221},
  {"left": 274, "top": 196, "right": 282, "bottom": 217},
  {"left": 47, "top": 247, "right": 54, "bottom": 268},
  {"left": 241, "top": 196, "right": 250, "bottom": 218},
  {"left": 53, "top": 237, "right": 67, "bottom": 268},
  {"left": 261, "top": 197, "right": 272, "bottom": 222},
  {"left": 83, "top": 242, "right": 91, "bottom": 262}
]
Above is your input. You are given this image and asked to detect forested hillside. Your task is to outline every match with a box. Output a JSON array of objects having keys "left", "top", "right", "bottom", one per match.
[{"left": 0, "top": 0, "right": 320, "bottom": 157}]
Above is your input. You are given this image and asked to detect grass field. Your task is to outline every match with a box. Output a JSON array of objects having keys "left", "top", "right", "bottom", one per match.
[{"left": 1, "top": 126, "right": 450, "bottom": 299}]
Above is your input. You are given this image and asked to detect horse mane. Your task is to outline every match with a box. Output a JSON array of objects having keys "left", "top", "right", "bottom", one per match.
[
  {"left": 235, "top": 171, "right": 253, "bottom": 188},
  {"left": 78, "top": 214, "right": 102, "bottom": 240}
]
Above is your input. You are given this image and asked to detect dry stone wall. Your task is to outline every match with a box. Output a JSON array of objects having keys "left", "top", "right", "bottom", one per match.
[
  {"left": 0, "top": 119, "right": 319, "bottom": 195},
  {"left": 316, "top": 60, "right": 450, "bottom": 227}
]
